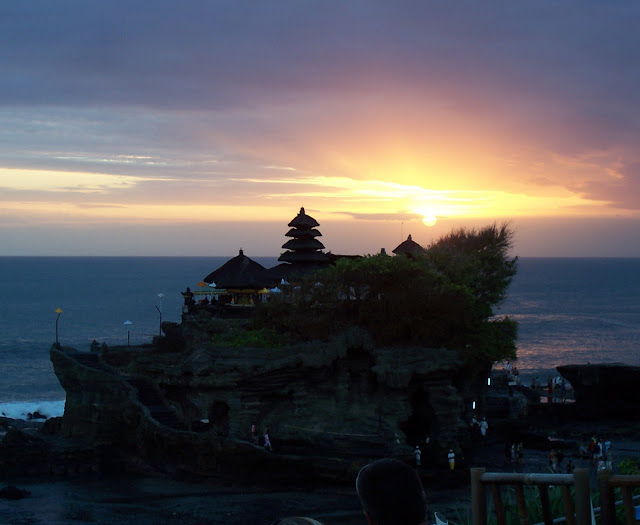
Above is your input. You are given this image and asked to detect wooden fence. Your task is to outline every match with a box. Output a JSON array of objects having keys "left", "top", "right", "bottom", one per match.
[
  {"left": 471, "top": 468, "right": 591, "bottom": 525},
  {"left": 471, "top": 468, "right": 640, "bottom": 525},
  {"left": 598, "top": 472, "right": 640, "bottom": 525}
]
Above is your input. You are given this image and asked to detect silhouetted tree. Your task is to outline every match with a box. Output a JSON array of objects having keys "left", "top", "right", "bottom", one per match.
[{"left": 254, "top": 222, "right": 518, "bottom": 365}]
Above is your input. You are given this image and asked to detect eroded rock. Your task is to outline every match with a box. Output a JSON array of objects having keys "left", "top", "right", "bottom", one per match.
[{"left": 45, "top": 325, "right": 499, "bottom": 482}]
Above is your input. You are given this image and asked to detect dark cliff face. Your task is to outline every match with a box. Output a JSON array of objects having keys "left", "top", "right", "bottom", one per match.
[
  {"left": 557, "top": 363, "right": 640, "bottom": 418},
  {"left": 49, "top": 326, "right": 487, "bottom": 480}
]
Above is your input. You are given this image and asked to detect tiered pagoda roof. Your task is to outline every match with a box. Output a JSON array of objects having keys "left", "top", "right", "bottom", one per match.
[{"left": 277, "top": 207, "right": 329, "bottom": 264}]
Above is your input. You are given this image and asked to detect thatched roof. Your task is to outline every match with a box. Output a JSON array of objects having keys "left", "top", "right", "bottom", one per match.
[
  {"left": 288, "top": 207, "right": 320, "bottom": 229},
  {"left": 203, "top": 249, "right": 276, "bottom": 289},
  {"left": 392, "top": 234, "right": 426, "bottom": 257}
]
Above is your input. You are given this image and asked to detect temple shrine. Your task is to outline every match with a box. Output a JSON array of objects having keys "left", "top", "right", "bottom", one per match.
[{"left": 182, "top": 208, "right": 425, "bottom": 318}]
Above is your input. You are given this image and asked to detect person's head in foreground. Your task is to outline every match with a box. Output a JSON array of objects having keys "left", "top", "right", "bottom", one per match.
[
  {"left": 270, "top": 518, "right": 323, "bottom": 525},
  {"left": 356, "top": 458, "right": 427, "bottom": 525}
]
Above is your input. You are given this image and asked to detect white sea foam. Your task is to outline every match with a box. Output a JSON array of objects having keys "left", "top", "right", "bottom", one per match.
[{"left": 0, "top": 400, "right": 65, "bottom": 420}]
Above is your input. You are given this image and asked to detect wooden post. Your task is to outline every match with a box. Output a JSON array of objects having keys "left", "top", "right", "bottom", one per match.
[
  {"left": 621, "top": 486, "right": 635, "bottom": 525},
  {"left": 598, "top": 469, "right": 615, "bottom": 525},
  {"left": 561, "top": 485, "right": 576, "bottom": 525},
  {"left": 491, "top": 484, "right": 506, "bottom": 525},
  {"left": 471, "top": 468, "right": 487, "bottom": 525},
  {"left": 514, "top": 484, "right": 529, "bottom": 525},
  {"left": 538, "top": 485, "right": 553, "bottom": 525},
  {"left": 606, "top": 475, "right": 640, "bottom": 525},
  {"left": 573, "top": 468, "right": 591, "bottom": 525}
]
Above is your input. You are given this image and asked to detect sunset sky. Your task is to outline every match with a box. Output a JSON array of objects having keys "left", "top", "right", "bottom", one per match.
[{"left": 2, "top": 2, "right": 640, "bottom": 257}]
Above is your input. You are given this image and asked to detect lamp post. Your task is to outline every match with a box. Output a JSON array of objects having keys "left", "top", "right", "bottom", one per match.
[
  {"left": 123, "top": 320, "right": 133, "bottom": 346},
  {"left": 156, "top": 293, "right": 165, "bottom": 337},
  {"left": 54, "top": 308, "right": 63, "bottom": 348}
]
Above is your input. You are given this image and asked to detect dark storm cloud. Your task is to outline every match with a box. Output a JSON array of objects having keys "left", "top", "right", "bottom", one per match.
[
  {"left": 2, "top": 1, "right": 638, "bottom": 117},
  {"left": 1, "top": 0, "right": 396, "bottom": 109}
]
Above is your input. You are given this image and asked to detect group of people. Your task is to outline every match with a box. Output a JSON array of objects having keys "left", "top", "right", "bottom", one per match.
[
  {"left": 504, "top": 441, "right": 524, "bottom": 464},
  {"left": 470, "top": 414, "right": 489, "bottom": 438},
  {"left": 545, "top": 376, "right": 568, "bottom": 403},
  {"left": 505, "top": 360, "right": 520, "bottom": 383},
  {"left": 271, "top": 458, "right": 430, "bottom": 525},
  {"left": 415, "top": 444, "right": 456, "bottom": 471},
  {"left": 578, "top": 436, "right": 613, "bottom": 470}
]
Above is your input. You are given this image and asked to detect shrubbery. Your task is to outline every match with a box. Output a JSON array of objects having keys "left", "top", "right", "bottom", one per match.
[
  {"left": 254, "top": 222, "right": 518, "bottom": 365},
  {"left": 204, "top": 319, "right": 285, "bottom": 348}
]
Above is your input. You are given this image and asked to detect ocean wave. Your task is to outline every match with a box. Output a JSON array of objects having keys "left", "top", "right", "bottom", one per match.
[{"left": 0, "top": 400, "right": 65, "bottom": 420}]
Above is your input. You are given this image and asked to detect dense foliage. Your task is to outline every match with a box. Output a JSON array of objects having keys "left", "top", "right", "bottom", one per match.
[
  {"left": 253, "top": 223, "right": 518, "bottom": 364},
  {"left": 203, "top": 319, "right": 285, "bottom": 349}
]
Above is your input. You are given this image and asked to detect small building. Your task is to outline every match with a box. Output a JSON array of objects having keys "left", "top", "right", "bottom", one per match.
[
  {"left": 202, "top": 249, "right": 277, "bottom": 306},
  {"left": 392, "top": 234, "right": 426, "bottom": 258}
]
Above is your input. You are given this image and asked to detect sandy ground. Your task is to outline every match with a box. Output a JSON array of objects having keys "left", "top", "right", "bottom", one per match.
[
  {"left": 2, "top": 431, "right": 639, "bottom": 525},
  {"left": 0, "top": 476, "right": 365, "bottom": 525}
]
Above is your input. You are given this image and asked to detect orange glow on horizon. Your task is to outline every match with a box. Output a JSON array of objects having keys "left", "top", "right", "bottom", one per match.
[{"left": 1, "top": 165, "right": 636, "bottom": 230}]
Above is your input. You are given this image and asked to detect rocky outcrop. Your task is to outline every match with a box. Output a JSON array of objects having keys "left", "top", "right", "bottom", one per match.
[
  {"left": 44, "top": 326, "right": 505, "bottom": 481},
  {"left": 557, "top": 363, "right": 640, "bottom": 418},
  {"left": 0, "top": 485, "right": 30, "bottom": 500}
]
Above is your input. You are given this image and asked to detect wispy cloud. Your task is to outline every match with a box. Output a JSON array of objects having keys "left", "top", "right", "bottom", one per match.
[{"left": 0, "top": 169, "right": 148, "bottom": 193}]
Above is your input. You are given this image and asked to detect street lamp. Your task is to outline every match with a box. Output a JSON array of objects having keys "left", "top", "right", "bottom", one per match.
[
  {"left": 54, "top": 308, "right": 63, "bottom": 348},
  {"left": 123, "top": 320, "right": 133, "bottom": 346},
  {"left": 156, "top": 293, "right": 165, "bottom": 337}
]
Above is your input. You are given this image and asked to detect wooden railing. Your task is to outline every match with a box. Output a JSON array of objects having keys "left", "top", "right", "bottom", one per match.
[
  {"left": 471, "top": 468, "right": 592, "bottom": 525},
  {"left": 472, "top": 468, "right": 640, "bottom": 525},
  {"left": 598, "top": 471, "right": 640, "bottom": 525}
]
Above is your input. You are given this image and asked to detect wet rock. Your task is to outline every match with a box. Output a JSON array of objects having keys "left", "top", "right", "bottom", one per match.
[
  {"left": 0, "top": 485, "right": 30, "bottom": 500},
  {"left": 557, "top": 363, "right": 640, "bottom": 418}
]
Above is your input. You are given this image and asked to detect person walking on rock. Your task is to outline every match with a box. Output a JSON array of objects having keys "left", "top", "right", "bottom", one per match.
[
  {"left": 480, "top": 417, "right": 489, "bottom": 438},
  {"left": 414, "top": 446, "right": 421, "bottom": 466},
  {"left": 263, "top": 426, "right": 273, "bottom": 451},
  {"left": 448, "top": 449, "right": 455, "bottom": 470}
]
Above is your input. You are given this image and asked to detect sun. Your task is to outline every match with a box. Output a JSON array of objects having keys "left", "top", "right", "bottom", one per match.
[{"left": 421, "top": 213, "right": 438, "bottom": 227}]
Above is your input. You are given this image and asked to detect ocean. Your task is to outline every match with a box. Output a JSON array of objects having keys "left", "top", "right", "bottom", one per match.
[{"left": 0, "top": 256, "right": 638, "bottom": 419}]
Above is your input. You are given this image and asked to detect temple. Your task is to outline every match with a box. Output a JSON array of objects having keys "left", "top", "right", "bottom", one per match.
[
  {"left": 278, "top": 207, "right": 328, "bottom": 264},
  {"left": 392, "top": 234, "right": 426, "bottom": 258},
  {"left": 182, "top": 208, "right": 426, "bottom": 318},
  {"left": 269, "top": 207, "right": 331, "bottom": 282}
]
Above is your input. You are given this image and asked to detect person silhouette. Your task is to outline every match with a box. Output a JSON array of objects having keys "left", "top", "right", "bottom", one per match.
[{"left": 356, "top": 458, "right": 427, "bottom": 525}]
